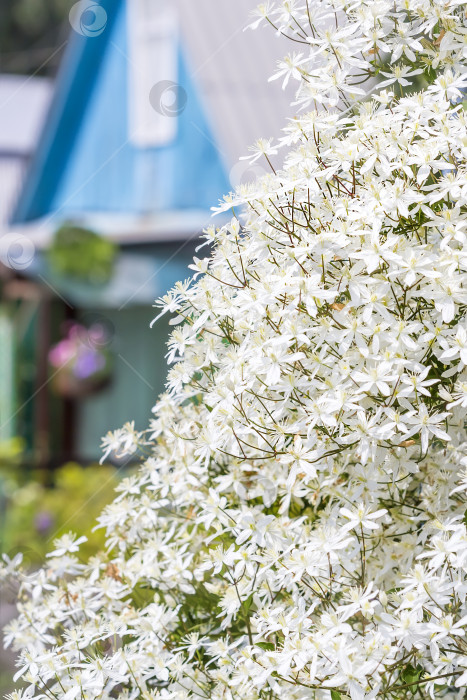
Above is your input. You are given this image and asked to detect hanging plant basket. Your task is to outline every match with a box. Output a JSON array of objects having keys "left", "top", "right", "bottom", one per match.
[
  {"left": 49, "top": 322, "right": 113, "bottom": 399},
  {"left": 50, "top": 366, "right": 112, "bottom": 399}
]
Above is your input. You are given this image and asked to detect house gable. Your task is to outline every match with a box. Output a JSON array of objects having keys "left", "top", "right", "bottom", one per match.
[{"left": 12, "top": 0, "right": 230, "bottom": 226}]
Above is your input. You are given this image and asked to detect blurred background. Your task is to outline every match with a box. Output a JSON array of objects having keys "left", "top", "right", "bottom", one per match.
[{"left": 0, "top": 0, "right": 291, "bottom": 691}]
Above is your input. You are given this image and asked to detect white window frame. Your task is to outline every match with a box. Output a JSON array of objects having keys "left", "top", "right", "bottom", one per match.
[{"left": 128, "top": 0, "right": 179, "bottom": 148}]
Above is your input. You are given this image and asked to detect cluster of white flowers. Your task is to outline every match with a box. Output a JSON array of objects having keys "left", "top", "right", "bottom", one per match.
[{"left": 4, "top": 1, "right": 467, "bottom": 698}]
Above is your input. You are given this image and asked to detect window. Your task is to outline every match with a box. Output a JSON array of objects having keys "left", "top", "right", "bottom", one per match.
[{"left": 128, "top": 0, "right": 179, "bottom": 147}]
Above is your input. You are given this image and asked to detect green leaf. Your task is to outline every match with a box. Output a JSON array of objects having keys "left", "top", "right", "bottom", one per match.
[
  {"left": 255, "top": 642, "right": 275, "bottom": 651},
  {"left": 242, "top": 594, "right": 254, "bottom": 614},
  {"left": 401, "top": 664, "right": 421, "bottom": 693},
  {"left": 331, "top": 691, "right": 341, "bottom": 700}
]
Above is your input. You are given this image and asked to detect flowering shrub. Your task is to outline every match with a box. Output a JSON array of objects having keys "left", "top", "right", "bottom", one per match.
[{"left": 4, "top": 1, "right": 467, "bottom": 698}]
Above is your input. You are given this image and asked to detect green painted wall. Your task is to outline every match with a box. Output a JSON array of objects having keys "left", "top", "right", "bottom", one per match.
[
  {"left": 0, "top": 312, "right": 15, "bottom": 441},
  {"left": 76, "top": 306, "right": 170, "bottom": 462}
]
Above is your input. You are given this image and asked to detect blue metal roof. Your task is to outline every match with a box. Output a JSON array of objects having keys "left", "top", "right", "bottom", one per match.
[{"left": 12, "top": 0, "right": 230, "bottom": 225}]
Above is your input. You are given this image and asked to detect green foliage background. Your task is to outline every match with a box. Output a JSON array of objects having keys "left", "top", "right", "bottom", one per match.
[
  {"left": 48, "top": 224, "right": 118, "bottom": 285},
  {"left": 0, "top": 0, "right": 73, "bottom": 75},
  {"left": 0, "top": 442, "right": 122, "bottom": 564}
]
